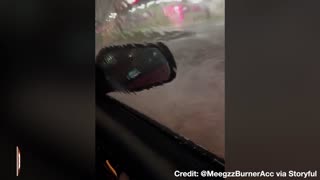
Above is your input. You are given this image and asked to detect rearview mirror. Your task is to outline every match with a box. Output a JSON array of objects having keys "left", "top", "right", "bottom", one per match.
[{"left": 96, "top": 42, "right": 177, "bottom": 94}]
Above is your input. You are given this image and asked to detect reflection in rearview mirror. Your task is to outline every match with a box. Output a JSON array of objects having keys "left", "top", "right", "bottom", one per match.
[{"left": 96, "top": 42, "right": 177, "bottom": 93}]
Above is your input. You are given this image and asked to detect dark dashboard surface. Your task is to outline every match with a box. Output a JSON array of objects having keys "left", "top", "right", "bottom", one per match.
[{"left": 96, "top": 95, "right": 224, "bottom": 180}]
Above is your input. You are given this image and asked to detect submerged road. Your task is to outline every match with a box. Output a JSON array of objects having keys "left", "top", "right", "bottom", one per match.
[{"left": 110, "top": 21, "right": 225, "bottom": 158}]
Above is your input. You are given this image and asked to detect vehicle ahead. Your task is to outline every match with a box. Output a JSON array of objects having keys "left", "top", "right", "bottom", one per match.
[{"left": 96, "top": 42, "right": 224, "bottom": 180}]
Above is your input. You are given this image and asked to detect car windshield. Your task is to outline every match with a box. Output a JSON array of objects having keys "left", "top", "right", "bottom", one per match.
[{"left": 96, "top": 0, "right": 225, "bottom": 158}]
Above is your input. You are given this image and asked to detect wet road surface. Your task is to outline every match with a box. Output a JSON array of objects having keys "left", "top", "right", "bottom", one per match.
[{"left": 110, "top": 21, "right": 225, "bottom": 158}]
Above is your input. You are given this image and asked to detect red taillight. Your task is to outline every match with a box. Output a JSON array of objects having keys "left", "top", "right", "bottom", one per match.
[{"left": 127, "top": 0, "right": 139, "bottom": 5}]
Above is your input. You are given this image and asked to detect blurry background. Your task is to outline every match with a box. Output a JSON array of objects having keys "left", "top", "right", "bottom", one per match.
[
  {"left": 1, "top": 0, "right": 95, "bottom": 178},
  {"left": 96, "top": 0, "right": 225, "bottom": 158},
  {"left": 96, "top": 0, "right": 224, "bottom": 48}
]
